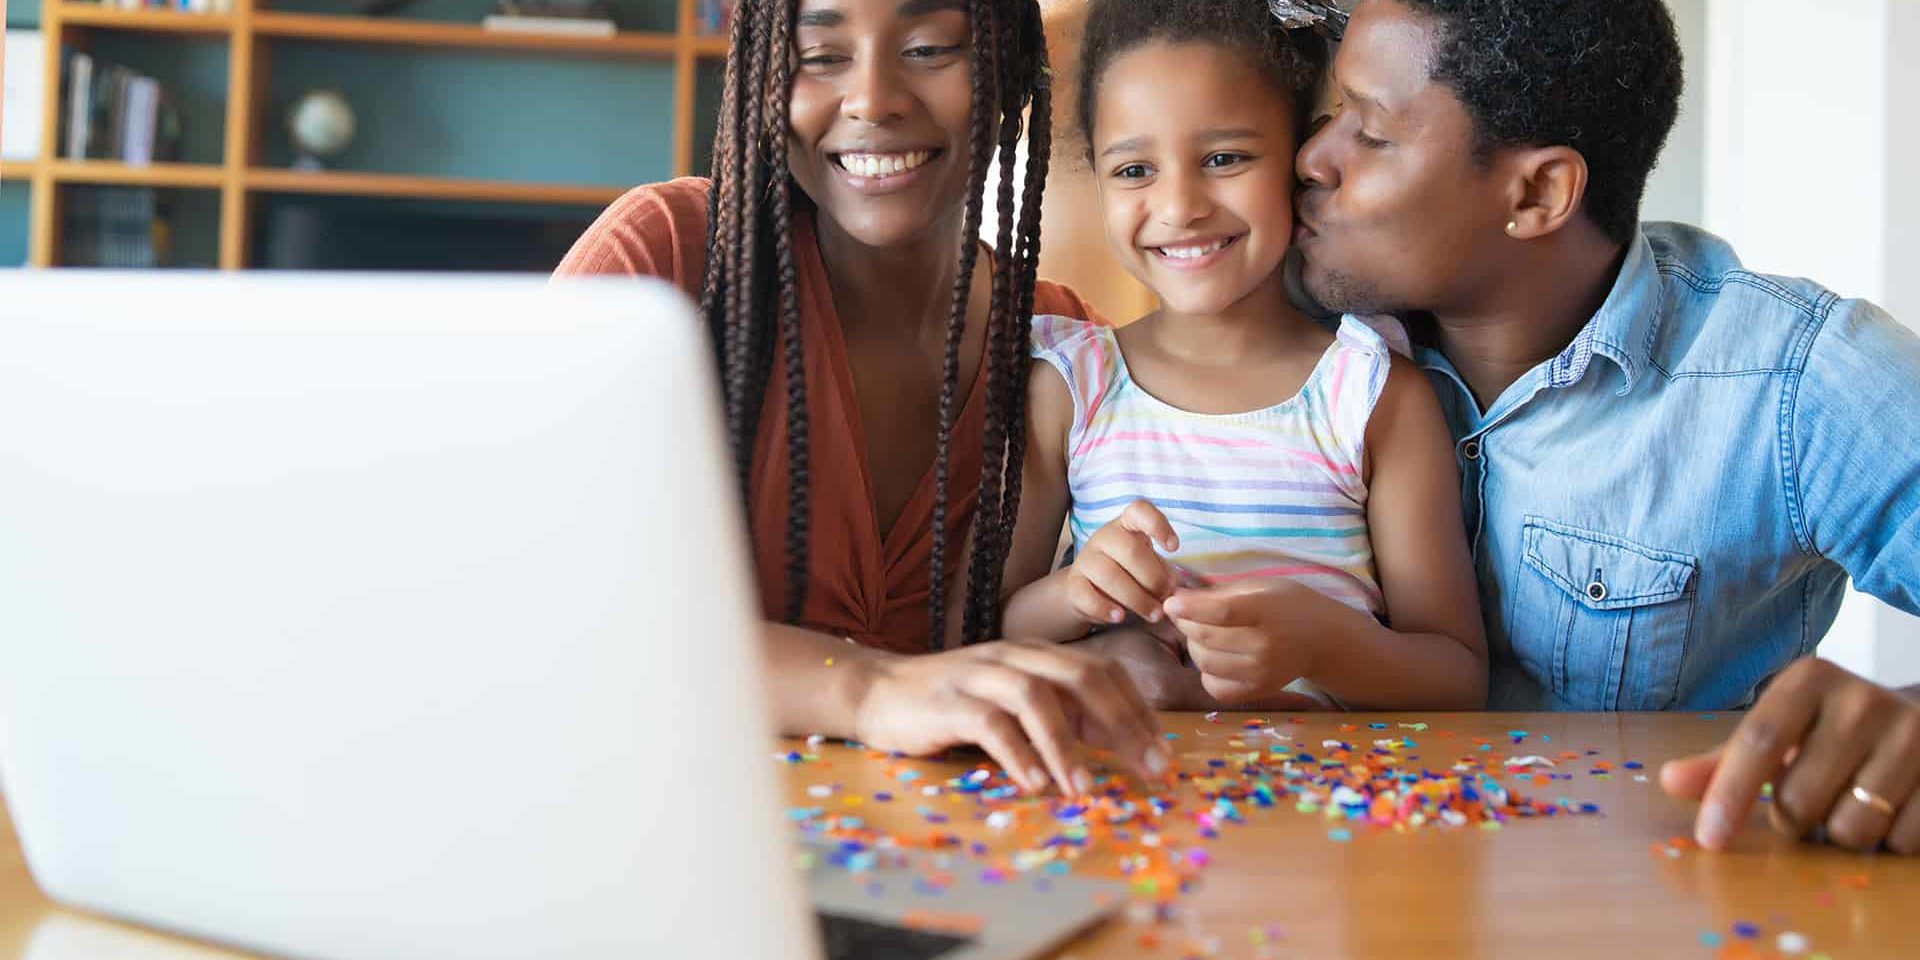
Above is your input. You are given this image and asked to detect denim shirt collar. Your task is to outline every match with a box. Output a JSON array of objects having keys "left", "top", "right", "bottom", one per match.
[{"left": 1416, "top": 226, "right": 1666, "bottom": 399}]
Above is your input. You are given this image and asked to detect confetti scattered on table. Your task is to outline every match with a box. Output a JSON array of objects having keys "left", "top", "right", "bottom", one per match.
[{"left": 781, "top": 718, "right": 1877, "bottom": 960}]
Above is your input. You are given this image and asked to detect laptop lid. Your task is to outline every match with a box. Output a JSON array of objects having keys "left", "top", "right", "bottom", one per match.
[{"left": 0, "top": 273, "right": 817, "bottom": 960}]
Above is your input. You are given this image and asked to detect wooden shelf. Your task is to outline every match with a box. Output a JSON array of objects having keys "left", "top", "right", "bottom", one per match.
[
  {"left": 246, "top": 168, "right": 626, "bottom": 206},
  {"left": 252, "top": 13, "right": 678, "bottom": 58},
  {"left": 22, "top": 2, "right": 711, "bottom": 267},
  {"left": 58, "top": 5, "right": 235, "bottom": 35},
  {"left": 47, "top": 160, "right": 228, "bottom": 189}
]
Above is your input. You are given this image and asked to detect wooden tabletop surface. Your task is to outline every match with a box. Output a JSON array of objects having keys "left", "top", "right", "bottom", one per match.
[{"left": 4, "top": 711, "right": 1916, "bottom": 959}]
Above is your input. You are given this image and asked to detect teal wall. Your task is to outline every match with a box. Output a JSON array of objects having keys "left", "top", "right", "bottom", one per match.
[{"left": 1, "top": 0, "right": 704, "bottom": 266}]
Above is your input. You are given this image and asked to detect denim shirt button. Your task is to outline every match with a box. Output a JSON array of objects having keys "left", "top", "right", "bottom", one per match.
[
  {"left": 1586, "top": 580, "right": 1608, "bottom": 602},
  {"left": 1462, "top": 440, "right": 1482, "bottom": 461}
]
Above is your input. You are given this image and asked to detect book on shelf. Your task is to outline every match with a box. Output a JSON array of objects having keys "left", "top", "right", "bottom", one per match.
[
  {"left": 480, "top": 14, "right": 617, "bottom": 37},
  {"left": 696, "top": 0, "right": 734, "bottom": 36},
  {"left": 77, "top": 0, "right": 234, "bottom": 13},
  {"left": 60, "top": 51, "right": 184, "bottom": 165},
  {"left": 62, "top": 186, "right": 173, "bottom": 268}
]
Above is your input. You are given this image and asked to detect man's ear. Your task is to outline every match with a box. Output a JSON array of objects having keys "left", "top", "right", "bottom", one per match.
[{"left": 1499, "top": 145, "right": 1589, "bottom": 240}]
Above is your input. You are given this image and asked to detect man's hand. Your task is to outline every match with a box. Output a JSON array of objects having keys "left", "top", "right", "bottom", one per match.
[{"left": 1661, "top": 657, "right": 1920, "bottom": 853}]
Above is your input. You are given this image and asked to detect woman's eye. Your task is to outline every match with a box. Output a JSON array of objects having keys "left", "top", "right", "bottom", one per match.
[
  {"left": 904, "top": 44, "right": 963, "bottom": 59},
  {"left": 1354, "top": 131, "right": 1390, "bottom": 149},
  {"left": 799, "top": 52, "right": 848, "bottom": 68}
]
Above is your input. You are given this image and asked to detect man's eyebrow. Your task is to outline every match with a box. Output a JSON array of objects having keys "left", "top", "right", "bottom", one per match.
[{"left": 1341, "top": 84, "right": 1392, "bottom": 115}]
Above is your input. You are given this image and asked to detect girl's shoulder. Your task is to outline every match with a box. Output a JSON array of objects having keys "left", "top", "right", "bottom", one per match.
[
  {"left": 552, "top": 177, "right": 716, "bottom": 287},
  {"left": 1330, "top": 313, "right": 1414, "bottom": 361}
]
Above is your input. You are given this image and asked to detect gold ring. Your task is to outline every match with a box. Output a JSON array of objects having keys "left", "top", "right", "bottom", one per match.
[{"left": 1850, "top": 784, "right": 1898, "bottom": 817}]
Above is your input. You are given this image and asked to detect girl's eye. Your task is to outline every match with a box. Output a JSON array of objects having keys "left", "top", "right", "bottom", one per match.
[
  {"left": 1203, "top": 152, "right": 1249, "bottom": 169},
  {"left": 1114, "top": 163, "right": 1152, "bottom": 180}
]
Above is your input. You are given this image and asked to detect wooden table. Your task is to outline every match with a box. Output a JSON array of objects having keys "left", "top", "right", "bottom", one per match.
[{"left": 4, "top": 712, "right": 1917, "bottom": 959}]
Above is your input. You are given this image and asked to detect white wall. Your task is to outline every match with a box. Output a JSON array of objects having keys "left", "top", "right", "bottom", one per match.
[
  {"left": 1641, "top": 0, "right": 1708, "bottom": 225},
  {"left": 1702, "top": 0, "right": 1920, "bottom": 688}
]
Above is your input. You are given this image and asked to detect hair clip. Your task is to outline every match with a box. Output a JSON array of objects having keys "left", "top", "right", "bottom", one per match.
[{"left": 1267, "top": 0, "right": 1349, "bottom": 39}]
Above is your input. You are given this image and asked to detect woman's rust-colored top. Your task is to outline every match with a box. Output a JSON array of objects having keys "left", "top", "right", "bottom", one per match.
[{"left": 555, "top": 177, "right": 1101, "bottom": 653}]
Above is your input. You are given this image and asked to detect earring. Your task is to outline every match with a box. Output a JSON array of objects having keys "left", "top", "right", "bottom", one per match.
[{"left": 1506, "top": 221, "right": 1519, "bottom": 235}]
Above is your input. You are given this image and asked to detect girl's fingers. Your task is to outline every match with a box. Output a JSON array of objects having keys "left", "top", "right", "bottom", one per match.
[
  {"left": 1078, "top": 552, "right": 1167, "bottom": 623},
  {"left": 1119, "top": 500, "right": 1180, "bottom": 553}
]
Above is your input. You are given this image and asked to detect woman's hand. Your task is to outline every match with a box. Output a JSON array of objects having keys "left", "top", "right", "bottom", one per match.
[
  {"left": 1067, "top": 501, "right": 1181, "bottom": 629},
  {"left": 1661, "top": 657, "right": 1920, "bottom": 853},
  {"left": 850, "top": 639, "right": 1170, "bottom": 796}
]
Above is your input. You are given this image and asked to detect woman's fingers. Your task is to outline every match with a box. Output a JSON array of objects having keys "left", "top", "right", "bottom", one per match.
[
  {"left": 991, "top": 641, "right": 1168, "bottom": 778},
  {"left": 951, "top": 693, "right": 1054, "bottom": 796},
  {"left": 957, "top": 663, "right": 1090, "bottom": 795}
]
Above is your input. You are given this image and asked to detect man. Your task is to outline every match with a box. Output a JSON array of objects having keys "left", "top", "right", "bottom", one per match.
[{"left": 1292, "top": 0, "right": 1920, "bottom": 854}]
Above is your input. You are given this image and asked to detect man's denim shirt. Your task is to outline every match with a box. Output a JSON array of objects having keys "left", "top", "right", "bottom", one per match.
[{"left": 1413, "top": 222, "right": 1920, "bottom": 711}]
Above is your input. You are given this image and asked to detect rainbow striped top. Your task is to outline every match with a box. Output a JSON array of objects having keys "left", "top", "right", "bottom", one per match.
[{"left": 1032, "top": 313, "right": 1409, "bottom": 620}]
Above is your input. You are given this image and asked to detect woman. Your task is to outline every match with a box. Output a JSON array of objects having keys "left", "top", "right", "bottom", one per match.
[{"left": 556, "top": 0, "right": 1168, "bottom": 795}]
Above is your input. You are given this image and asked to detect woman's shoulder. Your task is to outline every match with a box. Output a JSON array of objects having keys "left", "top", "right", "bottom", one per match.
[
  {"left": 1031, "top": 279, "right": 1109, "bottom": 327},
  {"left": 552, "top": 177, "right": 714, "bottom": 284}
]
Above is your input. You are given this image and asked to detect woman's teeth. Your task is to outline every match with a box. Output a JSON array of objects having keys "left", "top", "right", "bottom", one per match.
[
  {"left": 1157, "top": 238, "right": 1234, "bottom": 260},
  {"left": 837, "top": 151, "right": 934, "bottom": 178}
]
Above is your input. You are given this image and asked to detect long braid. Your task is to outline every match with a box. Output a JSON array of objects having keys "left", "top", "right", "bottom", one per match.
[
  {"left": 927, "top": 0, "right": 997, "bottom": 649},
  {"left": 962, "top": 1, "right": 1023, "bottom": 641},
  {"left": 764, "top": 3, "right": 810, "bottom": 624},
  {"left": 996, "top": 7, "right": 1052, "bottom": 578}
]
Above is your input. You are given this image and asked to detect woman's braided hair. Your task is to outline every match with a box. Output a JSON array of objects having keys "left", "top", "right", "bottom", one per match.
[{"left": 702, "top": 0, "right": 1052, "bottom": 646}]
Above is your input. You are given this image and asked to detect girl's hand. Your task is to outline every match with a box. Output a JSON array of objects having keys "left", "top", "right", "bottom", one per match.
[
  {"left": 850, "top": 639, "right": 1170, "bottom": 796},
  {"left": 1068, "top": 500, "right": 1181, "bottom": 629},
  {"left": 1660, "top": 657, "right": 1920, "bottom": 854},
  {"left": 1165, "top": 580, "right": 1357, "bottom": 704}
]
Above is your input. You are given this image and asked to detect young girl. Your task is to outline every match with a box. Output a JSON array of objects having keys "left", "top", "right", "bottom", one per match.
[
  {"left": 1001, "top": 0, "right": 1487, "bottom": 710},
  {"left": 558, "top": 0, "right": 1166, "bottom": 794}
]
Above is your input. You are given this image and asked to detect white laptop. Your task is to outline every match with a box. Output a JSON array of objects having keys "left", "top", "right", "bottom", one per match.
[{"left": 0, "top": 273, "right": 1120, "bottom": 960}]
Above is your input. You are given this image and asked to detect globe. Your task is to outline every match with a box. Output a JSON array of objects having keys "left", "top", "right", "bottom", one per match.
[{"left": 288, "top": 90, "right": 356, "bottom": 164}]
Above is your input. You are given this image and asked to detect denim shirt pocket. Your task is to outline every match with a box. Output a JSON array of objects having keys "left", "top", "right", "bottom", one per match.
[{"left": 1514, "top": 517, "right": 1699, "bottom": 711}]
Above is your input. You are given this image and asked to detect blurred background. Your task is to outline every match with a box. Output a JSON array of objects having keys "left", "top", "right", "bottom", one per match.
[{"left": 2, "top": 0, "right": 1914, "bottom": 685}]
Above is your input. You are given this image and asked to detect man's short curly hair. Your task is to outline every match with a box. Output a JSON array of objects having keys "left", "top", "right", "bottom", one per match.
[
  {"left": 1075, "top": 0, "right": 1328, "bottom": 161},
  {"left": 1399, "top": 0, "right": 1684, "bottom": 244}
]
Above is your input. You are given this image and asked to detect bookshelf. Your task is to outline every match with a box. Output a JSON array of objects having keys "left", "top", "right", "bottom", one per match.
[{"left": 13, "top": 0, "right": 727, "bottom": 268}]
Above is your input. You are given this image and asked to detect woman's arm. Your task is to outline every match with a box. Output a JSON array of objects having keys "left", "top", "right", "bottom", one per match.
[{"left": 1167, "top": 358, "right": 1488, "bottom": 709}]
